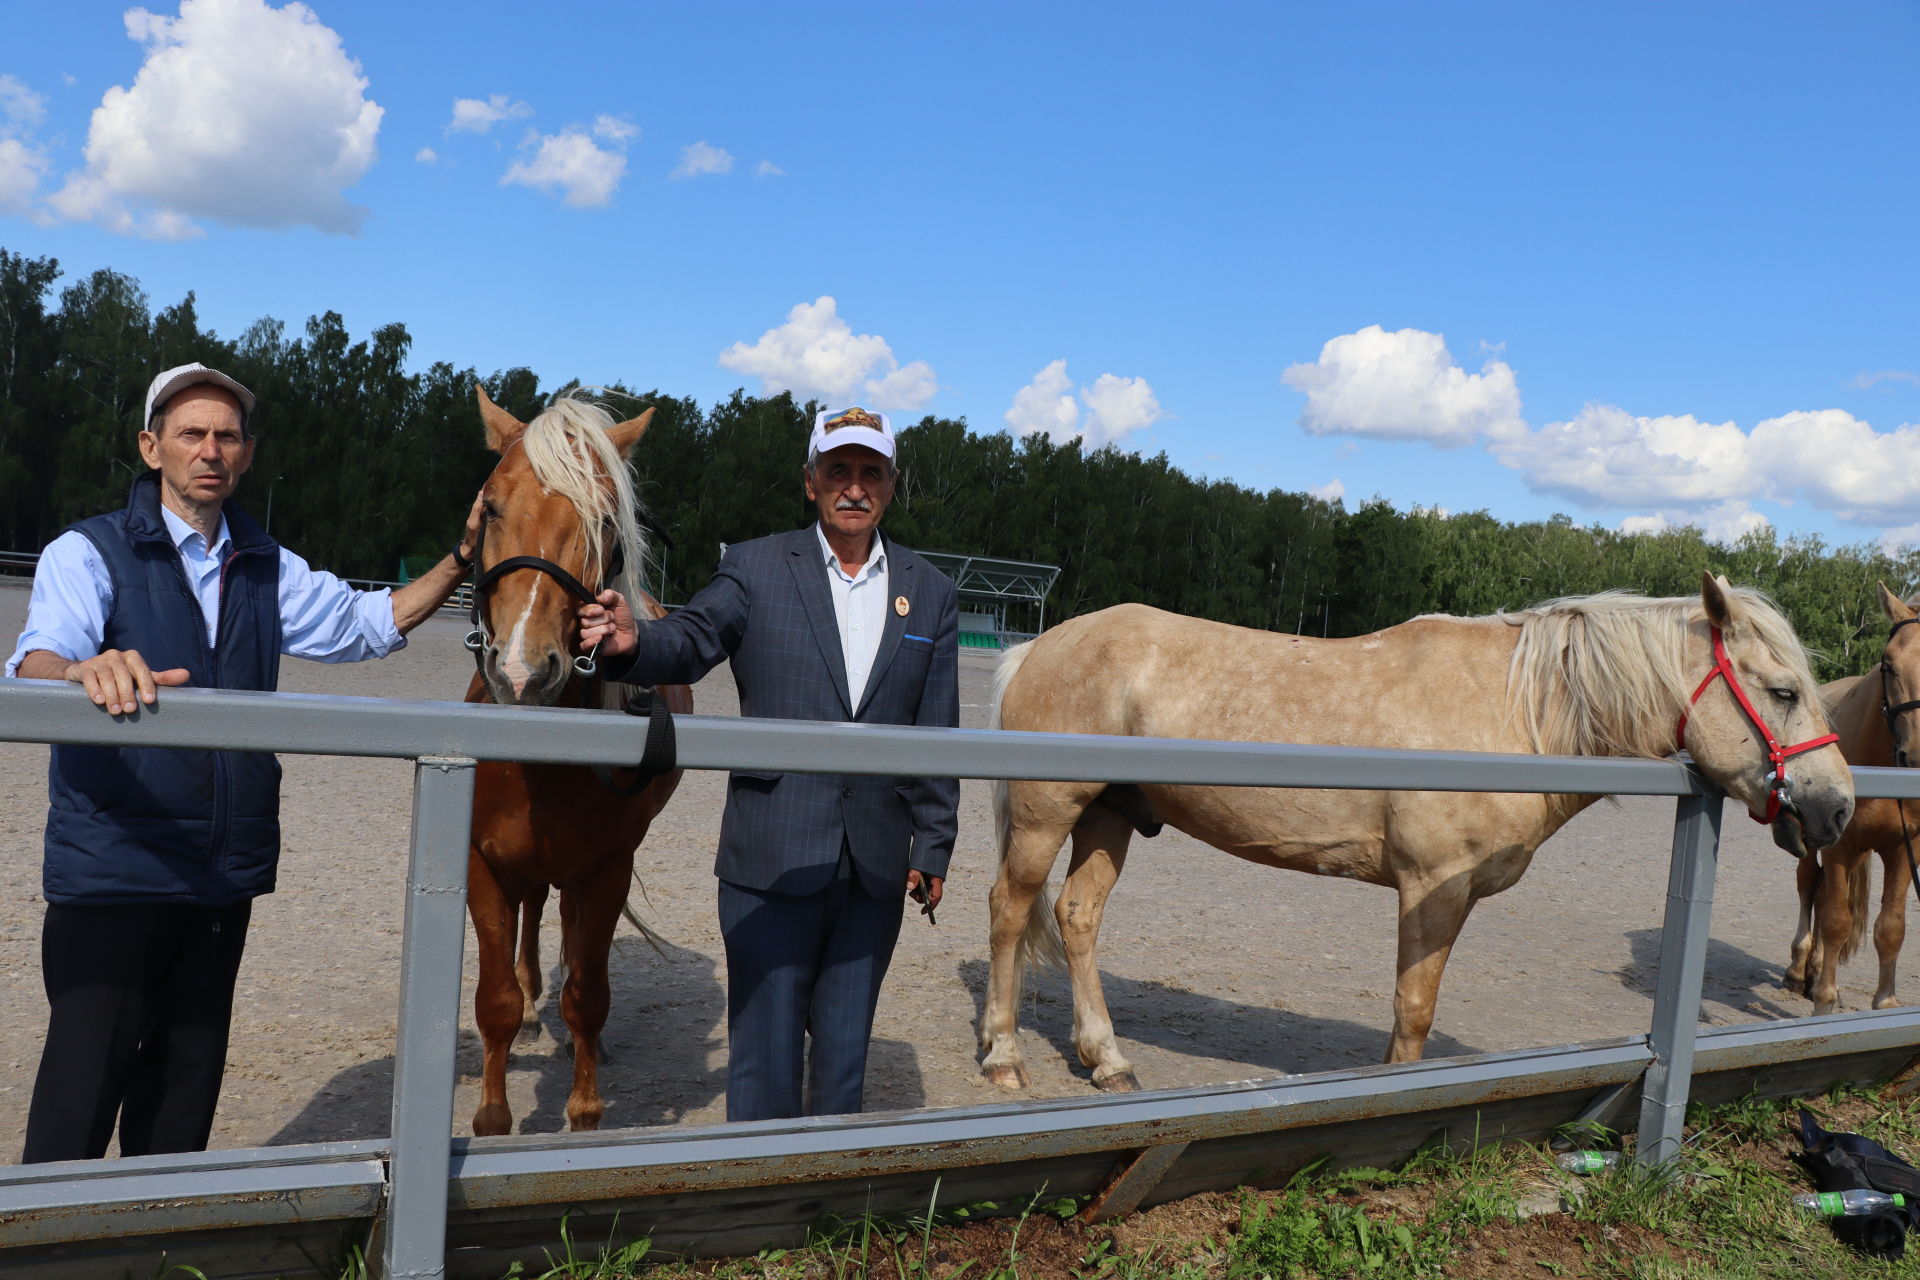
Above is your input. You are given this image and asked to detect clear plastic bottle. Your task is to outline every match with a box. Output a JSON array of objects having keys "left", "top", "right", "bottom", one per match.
[
  {"left": 1555, "top": 1151, "right": 1623, "bottom": 1174},
  {"left": 1792, "top": 1189, "right": 1908, "bottom": 1216}
]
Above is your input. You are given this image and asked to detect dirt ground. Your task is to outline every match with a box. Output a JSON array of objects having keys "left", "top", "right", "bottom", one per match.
[{"left": 0, "top": 577, "right": 1893, "bottom": 1159}]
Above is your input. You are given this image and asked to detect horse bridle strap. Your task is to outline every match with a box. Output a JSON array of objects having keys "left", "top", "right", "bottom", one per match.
[
  {"left": 591, "top": 686, "right": 678, "bottom": 795},
  {"left": 1881, "top": 616, "right": 1920, "bottom": 740},
  {"left": 462, "top": 520, "right": 626, "bottom": 679},
  {"left": 1675, "top": 624, "right": 1839, "bottom": 826}
]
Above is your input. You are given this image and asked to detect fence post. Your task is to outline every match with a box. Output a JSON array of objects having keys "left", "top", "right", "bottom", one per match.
[
  {"left": 383, "top": 756, "right": 476, "bottom": 1280},
  {"left": 1635, "top": 789, "right": 1723, "bottom": 1165}
]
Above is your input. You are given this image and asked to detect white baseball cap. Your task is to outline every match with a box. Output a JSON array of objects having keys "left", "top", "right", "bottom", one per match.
[
  {"left": 144, "top": 362, "right": 257, "bottom": 431},
  {"left": 808, "top": 406, "right": 895, "bottom": 460}
]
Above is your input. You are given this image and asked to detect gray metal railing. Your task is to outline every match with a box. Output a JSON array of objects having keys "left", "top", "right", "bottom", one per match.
[{"left": 2, "top": 677, "right": 1919, "bottom": 1277}]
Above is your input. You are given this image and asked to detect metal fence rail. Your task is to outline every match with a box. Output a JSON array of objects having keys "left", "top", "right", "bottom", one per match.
[{"left": 2, "top": 679, "right": 1919, "bottom": 1278}]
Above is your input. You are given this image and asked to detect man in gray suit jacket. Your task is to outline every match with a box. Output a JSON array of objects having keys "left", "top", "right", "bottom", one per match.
[{"left": 579, "top": 406, "right": 959, "bottom": 1121}]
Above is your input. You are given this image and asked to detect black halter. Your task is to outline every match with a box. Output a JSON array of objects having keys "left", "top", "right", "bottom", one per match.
[
  {"left": 463, "top": 520, "right": 627, "bottom": 678},
  {"left": 1882, "top": 616, "right": 1920, "bottom": 744}
]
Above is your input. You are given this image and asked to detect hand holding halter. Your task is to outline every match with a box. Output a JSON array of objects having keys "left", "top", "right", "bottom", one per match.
[{"left": 1676, "top": 624, "right": 1839, "bottom": 826}]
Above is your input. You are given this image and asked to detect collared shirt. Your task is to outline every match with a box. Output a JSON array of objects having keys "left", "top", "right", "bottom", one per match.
[
  {"left": 5, "top": 509, "right": 406, "bottom": 677},
  {"left": 814, "top": 521, "right": 888, "bottom": 710}
]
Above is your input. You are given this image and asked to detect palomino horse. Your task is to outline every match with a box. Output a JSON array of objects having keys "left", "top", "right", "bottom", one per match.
[
  {"left": 980, "top": 576, "right": 1854, "bottom": 1091},
  {"left": 1784, "top": 583, "right": 1920, "bottom": 1015},
  {"left": 463, "top": 387, "right": 692, "bottom": 1135}
]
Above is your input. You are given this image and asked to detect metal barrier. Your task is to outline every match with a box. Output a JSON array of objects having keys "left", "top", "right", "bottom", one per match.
[{"left": 1, "top": 679, "right": 1919, "bottom": 1277}]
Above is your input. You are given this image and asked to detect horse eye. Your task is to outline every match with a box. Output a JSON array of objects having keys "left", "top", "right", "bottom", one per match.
[{"left": 1770, "top": 687, "right": 1798, "bottom": 704}]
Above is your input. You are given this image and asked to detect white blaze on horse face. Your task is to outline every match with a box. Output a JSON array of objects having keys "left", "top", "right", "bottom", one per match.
[{"left": 499, "top": 586, "right": 540, "bottom": 699}]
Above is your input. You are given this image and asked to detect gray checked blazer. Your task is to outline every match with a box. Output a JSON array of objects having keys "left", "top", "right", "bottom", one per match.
[{"left": 606, "top": 525, "right": 960, "bottom": 899}]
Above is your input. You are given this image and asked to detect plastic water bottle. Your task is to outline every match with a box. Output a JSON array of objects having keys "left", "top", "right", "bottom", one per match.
[
  {"left": 1793, "top": 1189, "right": 1907, "bottom": 1216},
  {"left": 1556, "top": 1151, "right": 1623, "bottom": 1174}
]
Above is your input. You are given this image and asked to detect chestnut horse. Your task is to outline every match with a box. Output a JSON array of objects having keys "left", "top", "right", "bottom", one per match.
[
  {"left": 981, "top": 576, "right": 1854, "bottom": 1091},
  {"left": 1785, "top": 583, "right": 1920, "bottom": 1015},
  {"left": 463, "top": 387, "right": 692, "bottom": 1135}
]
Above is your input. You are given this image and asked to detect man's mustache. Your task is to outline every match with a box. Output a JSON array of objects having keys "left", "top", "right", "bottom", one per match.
[{"left": 835, "top": 498, "right": 871, "bottom": 512}]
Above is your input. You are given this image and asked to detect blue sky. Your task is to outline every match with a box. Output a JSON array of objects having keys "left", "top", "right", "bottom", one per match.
[{"left": 3, "top": 1, "right": 1918, "bottom": 550}]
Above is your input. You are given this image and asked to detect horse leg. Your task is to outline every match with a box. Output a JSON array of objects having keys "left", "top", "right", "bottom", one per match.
[
  {"left": 516, "top": 887, "right": 547, "bottom": 1039},
  {"left": 1785, "top": 853, "right": 1820, "bottom": 994},
  {"left": 467, "top": 851, "right": 524, "bottom": 1136},
  {"left": 980, "top": 781, "right": 1089, "bottom": 1090},
  {"left": 1059, "top": 807, "right": 1138, "bottom": 1091},
  {"left": 1811, "top": 855, "right": 1853, "bottom": 1016},
  {"left": 1873, "top": 849, "right": 1909, "bottom": 1010},
  {"left": 1388, "top": 873, "right": 1477, "bottom": 1063},
  {"left": 556, "top": 853, "right": 630, "bottom": 1131}
]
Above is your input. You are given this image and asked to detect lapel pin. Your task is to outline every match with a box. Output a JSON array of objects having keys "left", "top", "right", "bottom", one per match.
[{"left": 894, "top": 595, "right": 910, "bottom": 617}]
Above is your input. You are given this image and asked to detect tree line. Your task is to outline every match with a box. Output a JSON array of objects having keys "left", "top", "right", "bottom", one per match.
[{"left": 2, "top": 248, "right": 1914, "bottom": 681}]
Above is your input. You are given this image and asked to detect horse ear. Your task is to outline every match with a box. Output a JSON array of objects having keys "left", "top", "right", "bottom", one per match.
[
  {"left": 1880, "top": 580, "right": 1917, "bottom": 624},
  {"left": 1701, "top": 571, "right": 1740, "bottom": 631},
  {"left": 607, "top": 406, "right": 655, "bottom": 457},
  {"left": 476, "top": 385, "right": 525, "bottom": 454}
]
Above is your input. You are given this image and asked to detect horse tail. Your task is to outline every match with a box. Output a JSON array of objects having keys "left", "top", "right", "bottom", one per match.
[
  {"left": 1837, "top": 856, "right": 1872, "bottom": 967},
  {"left": 991, "top": 640, "right": 1066, "bottom": 971},
  {"left": 623, "top": 871, "right": 671, "bottom": 956}
]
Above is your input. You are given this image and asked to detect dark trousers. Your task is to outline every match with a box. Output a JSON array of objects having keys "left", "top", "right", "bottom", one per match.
[
  {"left": 22, "top": 900, "right": 252, "bottom": 1163},
  {"left": 716, "top": 852, "right": 904, "bottom": 1122}
]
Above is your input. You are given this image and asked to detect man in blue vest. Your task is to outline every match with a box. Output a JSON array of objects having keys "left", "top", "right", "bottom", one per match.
[{"left": 5, "top": 362, "right": 482, "bottom": 1163}]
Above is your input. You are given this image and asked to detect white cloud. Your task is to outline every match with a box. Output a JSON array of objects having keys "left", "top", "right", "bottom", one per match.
[
  {"left": 0, "top": 75, "right": 46, "bottom": 127},
  {"left": 671, "top": 140, "right": 734, "bottom": 180},
  {"left": 0, "top": 138, "right": 49, "bottom": 215},
  {"left": 1006, "top": 361, "right": 1080, "bottom": 439},
  {"left": 46, "top": 0, "right": 381, "bottom": 237},
  {"left": 1005, "top": 360, "right": 1164, "bottom": 447},
  {"left": 754, "top": 160, "right": 784, "bottom": 179},
  {"left": 502, "top": 125, "right": 629, "bottom": 208},
  {"left": 592, "top": 115, "right": 639, "bottom": 144},
  {"left": 1309, "top": 478, "right": 1345, "bottom": 504},
  {"left": 414, "top": 146, "right": 438, "bottom": 165},
  {"left": 1749, "top": 409, "right": 1920, "bottom": 524},
  {"left": 1282, "top": 324, "right": 1524, "bottom": 448},
  {"left": 1082, "top": 373, "right": 1163, "bottom": 446},
  {"left": 1849, "top": 370, "right": 1920, "bottom": 391},
  {"left": 1490, "top": 404, "right": 1759, "bottom": 508},
  {"left": 1616, "top": 503, "right": 1768, "bottom": 547},
  {"left": 448, "top": 93, "right": 531, "bottom": 134},
  {"left": 718, "top": 296, "right": 938, "bottom": 411},
  {"left": 0, "top": 76, "right": 48, "bottom": 214}
]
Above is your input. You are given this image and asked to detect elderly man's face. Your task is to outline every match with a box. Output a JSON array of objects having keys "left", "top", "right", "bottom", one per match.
[
  {"left": 804, "top": 443, "right": 895, "bottom": 543},
  {"left": 139, "top": 386, "right": 254, "bottom": 515}
]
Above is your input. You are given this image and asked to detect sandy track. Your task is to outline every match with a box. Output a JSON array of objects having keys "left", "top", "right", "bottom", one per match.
[{"left": 0, "top": 577, "right": 1885, "bottom": 1158}]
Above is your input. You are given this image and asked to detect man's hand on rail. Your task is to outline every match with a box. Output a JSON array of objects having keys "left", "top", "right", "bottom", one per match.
[
  {"left": 579, "top": 590, "right": 638, "bottom": 658},
  {"left": 26, "top": 648, "right": 190, "bottom": 715}
]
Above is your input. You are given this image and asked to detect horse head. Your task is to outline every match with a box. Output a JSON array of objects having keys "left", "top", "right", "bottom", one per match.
[
  {"left": 470, "top": 386, "right": 654, "bottom": 707},
  {"left": 1683, "top": 573, "right": 1853, "bottom": 856},
  {"left": 1877, "top": 581, "right": 1920, "bottom": 769}
]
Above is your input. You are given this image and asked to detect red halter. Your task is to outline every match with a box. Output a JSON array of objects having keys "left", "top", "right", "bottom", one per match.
[{"left": 1675, "top": 625, "right": 1839, "bottom": 825}]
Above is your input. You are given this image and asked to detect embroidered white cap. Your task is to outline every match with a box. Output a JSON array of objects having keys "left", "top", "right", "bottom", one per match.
[
  {"left": 144, "top": 362, "right": 257, "bottom": 431},
  {"left": 808, "top": 406, "right": 895, "bottom": 460}
]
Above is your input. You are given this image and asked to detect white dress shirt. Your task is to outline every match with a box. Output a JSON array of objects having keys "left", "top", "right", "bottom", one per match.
[
  {"left": 5, "top": 507, "right": 405, "bottom": 677},
  {"left": 814, "top": 522, "right": 888, "bottom": 710}
]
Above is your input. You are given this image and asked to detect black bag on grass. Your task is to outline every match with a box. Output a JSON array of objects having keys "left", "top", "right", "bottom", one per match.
[{"left": 1792, "top": 1108, "right": 1920, "bottom": 1261}]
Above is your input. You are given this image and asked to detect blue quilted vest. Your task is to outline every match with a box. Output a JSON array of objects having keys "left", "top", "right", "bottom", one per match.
[{"left": 42, "top": 473, "right": 284, "bottom": 906}]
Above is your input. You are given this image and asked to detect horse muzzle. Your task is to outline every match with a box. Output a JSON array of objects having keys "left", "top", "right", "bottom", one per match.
[{"left": 1769, "top": 785, "right": 1852, "bottom": 859}]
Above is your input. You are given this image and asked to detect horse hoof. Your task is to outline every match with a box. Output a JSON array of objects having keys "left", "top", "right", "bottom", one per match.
[
  {"left": 516, "top": 1021, "right": 542, "bottom": 1043},
  {"left": 472, "top": 1105, "right": 512, "bottom": 1137},
  {"left": 1876, "top": 996, "right": 1905, "bottom": 1010},
  {"left": 1094, "top": 1070, "right": 1141, "bottom": 1093},
  {"left": 983, "top": 1064, "right": 1030, "bottom": 1090}
]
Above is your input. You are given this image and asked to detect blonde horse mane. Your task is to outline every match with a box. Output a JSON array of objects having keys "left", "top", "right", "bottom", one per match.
[
  {"left": 518, "top": 392, "right": 653, "bottom": 713},
  {"left": 1497, "top": 587, "right": 1820, "bottom": 759}
]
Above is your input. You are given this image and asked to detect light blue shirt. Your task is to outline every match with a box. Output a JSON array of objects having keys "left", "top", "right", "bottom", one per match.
[
  {"left": 815, "top": 522, "right": 889, "bottom": 705},
  {"left": 5, "top": 506, "right": 405, "bottom": 677}
]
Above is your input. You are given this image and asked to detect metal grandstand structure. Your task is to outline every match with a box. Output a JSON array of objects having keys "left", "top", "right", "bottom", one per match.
[{"left": 917, "top": 551, "right": 1060, "bottom": 646}]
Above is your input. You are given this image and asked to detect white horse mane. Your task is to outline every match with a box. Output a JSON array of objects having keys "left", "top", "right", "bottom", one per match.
[
  {"left": 1491, "top": 587, "right": 1820, "bottom": 759},
  {"left": 518, "top": 393, "right": 652, "bottom": 710}
]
